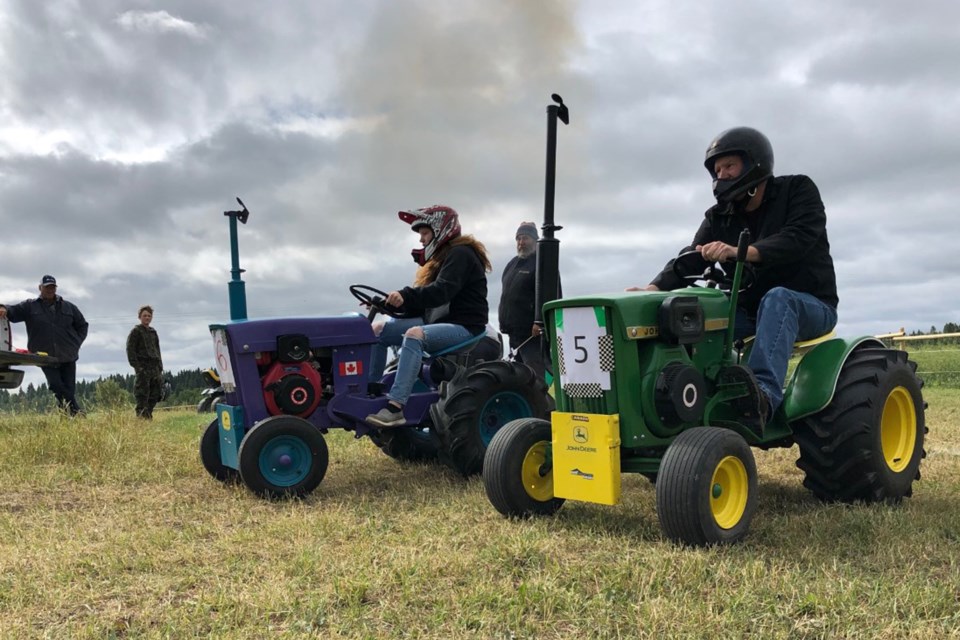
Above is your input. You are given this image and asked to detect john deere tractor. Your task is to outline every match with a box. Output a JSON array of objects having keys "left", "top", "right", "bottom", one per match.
[{"left": 482, "top": 96, "right": 927, "bottom": 546}]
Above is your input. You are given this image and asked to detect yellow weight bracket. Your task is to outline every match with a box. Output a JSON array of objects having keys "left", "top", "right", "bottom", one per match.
[{"left": 552, "top": 412, "right": 621, "bottom": 505}]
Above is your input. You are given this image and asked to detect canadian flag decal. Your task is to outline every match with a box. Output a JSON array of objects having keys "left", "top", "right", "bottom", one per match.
[{"left": 339, "top": 360, "right": 363, "bottom": 376}]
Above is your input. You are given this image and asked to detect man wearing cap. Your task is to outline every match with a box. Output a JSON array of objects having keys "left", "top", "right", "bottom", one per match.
[
  {"left": 498, "top": 222, "right": 548, "bottom": 382},
  {"left": 0, "top": 275, "right": 89, "bottom": 415}
]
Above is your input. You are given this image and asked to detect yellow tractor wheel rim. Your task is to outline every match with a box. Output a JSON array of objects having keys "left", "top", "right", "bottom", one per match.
[
  {"left": 881, "top": 386, "right": 917, "bottom": 473},
  {"left": 710, "top": 455, "right": 748, "bottom": 530},
  {"left": 521, "top": 441, "right": 554, "bottom": 502}
]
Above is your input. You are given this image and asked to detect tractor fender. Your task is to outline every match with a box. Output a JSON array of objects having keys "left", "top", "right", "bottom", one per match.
[{"left": 782, "top": 336, "right": 885, "bottom": 421}]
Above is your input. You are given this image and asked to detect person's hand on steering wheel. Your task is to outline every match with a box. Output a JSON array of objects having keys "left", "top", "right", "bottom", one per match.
[
  {"left": 696, "top": 241, "right": 737, "bottom": 263},
  {"left": 349, "top": 284, "right": 412, "bottom": 321},
  {"left": 384, "top": 291, "right": 405, "bottom": 308}
]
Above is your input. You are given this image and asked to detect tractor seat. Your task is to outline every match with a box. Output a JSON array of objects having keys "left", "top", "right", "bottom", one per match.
[
  {"left": 426, "top": 331, "right": 487, "bottom": 358},
  {"left": 425, "top": 331, "right": 495, "bottom": 385},
  {"left": 739, "top": 330, "right": 836, "bottom": 353}
]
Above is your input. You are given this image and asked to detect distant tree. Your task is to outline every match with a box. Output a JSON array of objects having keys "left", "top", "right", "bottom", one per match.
[{"left": 94, "top": 379, "right": 132, "bottom": 410}]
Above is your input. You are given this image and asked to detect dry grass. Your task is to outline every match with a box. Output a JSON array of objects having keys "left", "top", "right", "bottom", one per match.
[{"left": 1, "top": 390, "right": 959, "bottom": 639}]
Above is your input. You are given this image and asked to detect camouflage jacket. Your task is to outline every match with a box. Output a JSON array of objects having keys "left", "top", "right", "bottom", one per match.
[{"left": 126, "top": 324, "right": 162, "bottom": 371}]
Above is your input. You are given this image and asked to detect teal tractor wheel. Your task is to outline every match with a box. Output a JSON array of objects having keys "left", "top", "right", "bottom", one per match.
[
  {"left": 200, "top": 419, "right": 240, "bottom": 483},
  {"left": 656, "top": 427, "right": 758, "bottom": 546},
  {"left": 237, "top": 416, "right": 329, "bottom": 499},
  {"left": 431, "top": 360, "right": 549, "bottom": 476},
  {"left": 483, "top": 417, "right": 565, "bottom": 517},
  {"left": 794, "top": 348, "right": 926, "bottom": 503}
]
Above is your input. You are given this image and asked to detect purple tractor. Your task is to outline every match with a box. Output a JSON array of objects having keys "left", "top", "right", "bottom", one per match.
[{"left": 201, "top": 202, "right": 547, "bottom": 499}]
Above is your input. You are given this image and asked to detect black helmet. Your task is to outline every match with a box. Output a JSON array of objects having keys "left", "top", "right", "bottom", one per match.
[{"left": 704, "top": 127, "right": 774, "bottom": 203}]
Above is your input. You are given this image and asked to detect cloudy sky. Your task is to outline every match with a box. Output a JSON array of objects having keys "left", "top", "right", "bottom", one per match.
[{"left": 2, "top": 0, "right": 958, "bottom": 390}]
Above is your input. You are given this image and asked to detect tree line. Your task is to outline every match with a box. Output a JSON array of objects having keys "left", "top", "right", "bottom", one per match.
[
  {"left": 909, "top": 321, "right": 960, "bottom": 338},
  {"left": 0, "top": 367, "right": 213, "bottom": 413}
]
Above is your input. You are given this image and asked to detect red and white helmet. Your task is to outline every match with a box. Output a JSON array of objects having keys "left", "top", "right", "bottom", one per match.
[{"left": 398, "top": 205, "right": 461, "bottom": 265}]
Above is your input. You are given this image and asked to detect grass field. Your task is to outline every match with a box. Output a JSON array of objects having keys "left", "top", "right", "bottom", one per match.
[{"left": 1, "top": 387, "right": 959, "bottom": 638}]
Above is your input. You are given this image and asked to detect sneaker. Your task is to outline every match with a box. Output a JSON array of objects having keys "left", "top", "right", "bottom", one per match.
[{"left": 366, "top": 404, "right": 406, "bottom": 428}]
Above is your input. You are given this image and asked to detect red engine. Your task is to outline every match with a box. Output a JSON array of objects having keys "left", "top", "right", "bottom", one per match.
[{"left": 261, "top": 360, "right": 322, "bottom": 417}]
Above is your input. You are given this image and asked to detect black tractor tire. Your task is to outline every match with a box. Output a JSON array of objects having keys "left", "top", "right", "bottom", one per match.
[
  {"left": 368, "top": 420, "right": 441, "bottom": 463},
  {"left": 237, "top": 416, "right": 328, "bottom": 499},
  {"left": 483, "top": 417, "right": 565, "bottom": 517},
  {"left": 794, "top": 348, "right": 926, "bottom": 503},
  {"left": 656, "top": 427, "right": 758, "bottom": 546},
  {"left": 200, "top": 419, "right": 240, "bottom": 483},
  {"left": 431, "top": 360, "right": 549, "bottom": 476}
]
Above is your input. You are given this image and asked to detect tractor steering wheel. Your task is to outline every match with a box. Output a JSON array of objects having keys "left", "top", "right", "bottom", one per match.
[
  {"left": 671, "top": 250, "right": 755, "bottom": 293},
  {"left": 349, "top": 284, "right": 413, "bottom": 321}
]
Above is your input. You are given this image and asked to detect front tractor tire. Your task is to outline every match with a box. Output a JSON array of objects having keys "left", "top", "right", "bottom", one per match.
[
  {"left": 656, "top": 427, "right": 758, "bottom": 546},
  {"left": 431, "top": 360, "right": 549, "bottom": 476},
  {"left": 200, "top": 419, "right": 240, "bottom": 484},
  {"left": 237, "top": 416, "right": 329, "bottom": 500},
  {"left": 794, "top": 348, "right": 926, "bottom": 503},
  {"left": 483, "top": 418, "right": 565, "bottom": 517}
]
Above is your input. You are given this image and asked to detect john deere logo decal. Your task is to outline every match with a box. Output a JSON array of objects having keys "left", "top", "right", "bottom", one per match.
[
  {"left": 221, "top": 411, "right": 231, "bottom": 431},
  {"left": 573, "top": 426, "right": 588, "bottom": 443}
]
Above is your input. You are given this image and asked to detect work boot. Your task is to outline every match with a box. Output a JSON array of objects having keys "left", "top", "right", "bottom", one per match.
[{"left": 718, "top": 364, "right": 769, "bottom": 434}]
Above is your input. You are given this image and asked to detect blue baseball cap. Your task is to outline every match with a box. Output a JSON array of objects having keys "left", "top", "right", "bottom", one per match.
[{"left": 40, "top": 275, "right": 57, "bottom": 286}]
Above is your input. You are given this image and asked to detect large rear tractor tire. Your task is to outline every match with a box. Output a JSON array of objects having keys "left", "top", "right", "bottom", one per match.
[
  {"left": 431, "top": 360, "right": 549, "bottom": 476},
  {"left": 794, "top": 348, "right": 926, "bottom": 503},
  {"left": 200, "top": 419, "right": 240, "bottom": 483},
  {"left": 238, "top": 416, "right": 329, "bottom": 499},
  {"left": 656, "top": 427, "right": 758, "bottom": 546},
  {"left": 483, "top": 418, "right": 565, "bottom": 517},
  {"left": 368, "top": 419, "right": 441, "bottom": 463}
]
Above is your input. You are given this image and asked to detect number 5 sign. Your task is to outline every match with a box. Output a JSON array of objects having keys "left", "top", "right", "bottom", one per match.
[{"left": 555, "top": 307, "right": 614, "bottom": 397}]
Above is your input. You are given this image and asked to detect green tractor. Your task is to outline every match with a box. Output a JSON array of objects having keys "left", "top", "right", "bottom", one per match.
[{"left": 482, "top": 97, "right": 927, "bottom": 546}]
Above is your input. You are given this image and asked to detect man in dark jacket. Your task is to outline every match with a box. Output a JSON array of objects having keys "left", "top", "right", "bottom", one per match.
[
  {"left": 631, "top": 127, "right": 838, "bottom": 426},
  {"left": 498, "top": 222, "right": 547, "bottom": 381},
  {"left": 0, "top": 275, "right": 89, "bottom": 414},
  {"left": 126, "top": 305, "right": 163, "bottom": 419}
]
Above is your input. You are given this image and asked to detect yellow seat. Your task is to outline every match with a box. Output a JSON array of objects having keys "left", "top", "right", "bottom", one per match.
[{"left": 739, "top": 330, "right": 836, "bottom": 353}]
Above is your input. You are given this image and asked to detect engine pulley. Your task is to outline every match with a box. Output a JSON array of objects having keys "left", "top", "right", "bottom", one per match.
[{"left": 654, "top": 363, "right": 706, "bottom": 426}]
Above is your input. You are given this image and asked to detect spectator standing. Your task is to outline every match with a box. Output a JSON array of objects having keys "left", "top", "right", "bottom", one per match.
[
  {"left": 498, "top": 222, "right": 548, "bottom": 382},
  {"left": 126, "top": 305, "right": 163, "bottom": 419},
  {"left": 0, "top": 275, "right": 88, "bottom": 415}
]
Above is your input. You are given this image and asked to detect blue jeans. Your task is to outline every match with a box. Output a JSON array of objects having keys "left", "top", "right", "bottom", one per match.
[
  {"left": 734, "top": 287, "right": 838, "bottom": 413},
  {"left": 371, "top": 318, "right": 474, "bottom": 406}
]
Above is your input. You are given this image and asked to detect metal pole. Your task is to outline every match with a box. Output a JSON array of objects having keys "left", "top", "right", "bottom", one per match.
[
  {"left": 224, "top": 198, "right": 250, "bottom": 321},
  {"left": 535, "top": 94, "right": 569, "bottom": 325}
]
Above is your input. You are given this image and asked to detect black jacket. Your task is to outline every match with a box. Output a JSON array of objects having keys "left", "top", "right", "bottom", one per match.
[
  {"left": 1, "top": 296, "right": 88, "bottom": 362},
  {"left": 652, "top": 174, "right": 838, "bottom": 316},
  {"left": 400, "top": 244, "right": 488, "bottom": 334},
  {"left": 498, "top": 253, "right": 537, "bottom": 336}
]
